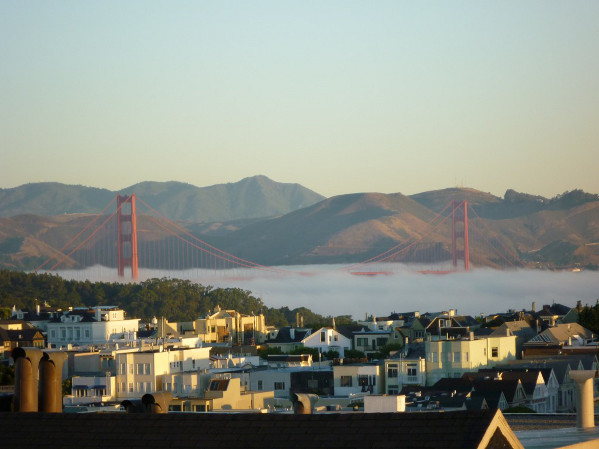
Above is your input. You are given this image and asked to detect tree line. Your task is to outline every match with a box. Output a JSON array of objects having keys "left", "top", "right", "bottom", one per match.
[{"left": 0, "top": 269, "right": 355, "bottom": 328}]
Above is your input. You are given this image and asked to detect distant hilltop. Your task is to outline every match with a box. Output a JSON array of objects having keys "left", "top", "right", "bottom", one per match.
[
  {"left": 0, "top": 175, "right": 325, "bottom": 222},
  {"left": 0, "top": 177, "right": 598, "bottom": 270}
]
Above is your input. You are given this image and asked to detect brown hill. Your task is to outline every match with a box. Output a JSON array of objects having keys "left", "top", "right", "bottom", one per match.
[{"left": 1, "top": 188, "right": 598, "bottom": 270}]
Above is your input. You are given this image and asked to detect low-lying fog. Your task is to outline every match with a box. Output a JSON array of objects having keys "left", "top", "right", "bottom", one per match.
[{"left": 55, "top": 264, "right": 599, "bottom": 319}]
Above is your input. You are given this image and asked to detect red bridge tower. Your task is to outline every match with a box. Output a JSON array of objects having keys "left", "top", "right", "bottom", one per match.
[
  {"left": 451, "top": 200, "right": 470, "bottom": 271},
  {"left": 117, "top": 194, "right": 139, "bottom": 279}
]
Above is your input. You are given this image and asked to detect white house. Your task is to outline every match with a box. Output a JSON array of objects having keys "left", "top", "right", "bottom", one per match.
[
  {"left": 333, "top": 363, "right": 383, "bottom": 397},
  {"left": 425, "top": 334, "right": 516, "bottom": 385},
  {"left": 384, "top": 343, "right": 426, "bottom": 394},
  {"left": 47, "top": 306, "right": 139, "bottom": 347},
  {"left": 64, "top": 374, "right": 116, "bottom": 406},
  {"left": 302, "top": 327, "right": 352, "bottom": 358}
]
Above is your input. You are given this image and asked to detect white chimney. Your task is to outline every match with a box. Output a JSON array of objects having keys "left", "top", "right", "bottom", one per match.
[{"left": 569, "top": 370, "right": 597, "bottom": 429}]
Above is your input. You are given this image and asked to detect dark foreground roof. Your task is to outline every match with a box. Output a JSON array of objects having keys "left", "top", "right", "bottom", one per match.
[{"left": 0, "top": 410, "right": 522, "bottom": 449}]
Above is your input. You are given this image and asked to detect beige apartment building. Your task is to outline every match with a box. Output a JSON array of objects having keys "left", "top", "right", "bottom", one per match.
[
  {"left": 157, "top": 307, "right": 268, "bottom": 345},
  {"left": 115, "top": 346, "right": 211, "bottom": 398}
]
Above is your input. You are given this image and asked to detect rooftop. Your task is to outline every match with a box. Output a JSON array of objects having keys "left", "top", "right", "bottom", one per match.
[{"left": 0, "top": 409, "right": 522, "bottom": 449}]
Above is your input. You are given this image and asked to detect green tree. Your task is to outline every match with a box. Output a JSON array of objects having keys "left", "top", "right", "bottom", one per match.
[
  {"left": 0, "top": 307, "right": 12, "bottom": 320},
  {"left": 257, "top": 346, "right": 283, "bottom": 359},
  {"left": 578, "top": 300, "right": 599, "bottom": 334},
  {"left": 344, "top": 349, "right": 366, "bottom": 359}
]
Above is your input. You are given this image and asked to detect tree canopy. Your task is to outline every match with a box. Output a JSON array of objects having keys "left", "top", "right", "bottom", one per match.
[{"left": 0, "top": 269, "right": 356, "bottom": 327}]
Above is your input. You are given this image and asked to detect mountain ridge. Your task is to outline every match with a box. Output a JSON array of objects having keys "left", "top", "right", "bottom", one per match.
[
  {"left": 0, "top": 184, "right": 598, "bottom": 270},
  {"left": 0, "top": 176, "right": 325, "bottom": 223}
]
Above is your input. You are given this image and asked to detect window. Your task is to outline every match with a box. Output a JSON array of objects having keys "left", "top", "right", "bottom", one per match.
[
  {"left": 307, "top": 379, "right": 318, "bottom": 389},
  {"left": 257, "top": 380, "right": 263, "bottom": 390},
  {"left": 61, "top": 328, "right": 66, "bottom": 340},
  {"left": 358, "top": 375, "right": 369, "bottom": 386},
  {"left": 387, "top": 365, "right": 398, "bottom": 378},
  {"left": 388, "top": 388, "right": 399, "bottom": 395},
  {"left": 376, "top": 337, "right": 388, "bottom": 347},
  {"left": 274, "top": 382, "right": 286, "bottom": 390},
  {"left": 136, "top": 363, "right": 143, "bottom": 375},
  {"left": 453, "top": 352, "right": 461, "bottom": 363},
  {"left": 491, "top": 347, "right": 498, "bottom": 358},
  {"left": 129, "top": 364, "right": 133, "bottom": 374},
  {"left": 75, "top": 328, "right": 81, "bottom": 340},
  {"left": 144, "top": 363, "right": 151, "bottom": 375},
  {"left": 356, "top": 338, "right": 368, "bottom": 347},
  {"left": 340, "top": 376, "right": 352, "bottom": 387},
  {"left": 433, "top": 352, "right": 438, "bottom": 363},
  {"left": 120, "top": 363, "right": 126, "bottom": 375},
  {"left": 84, "top": 329, "right": 90, "bottom": 338},
  {"left": 128, "top": 382, "right": 133, "bottom": 393},
  {"left": 321, "top": 332, "right": 326, "bottom": 342},
  {"left": 334, "top": 335, "right": 338, "bottom": 342},
  {"left": 50, "top": 330, "right": 56, "bottom": 339},
  {"left": 407, "top": 364, "right": 417, "bottom": 378}
]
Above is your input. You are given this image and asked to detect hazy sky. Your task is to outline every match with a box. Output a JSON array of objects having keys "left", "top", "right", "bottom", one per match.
[{"left": 2, "top": 1, "right": 599, "bottom": 198}]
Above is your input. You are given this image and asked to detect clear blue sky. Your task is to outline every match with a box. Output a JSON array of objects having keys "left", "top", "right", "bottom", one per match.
[{"left": 2, "top": 1, "right": 598, "bottom": 198}]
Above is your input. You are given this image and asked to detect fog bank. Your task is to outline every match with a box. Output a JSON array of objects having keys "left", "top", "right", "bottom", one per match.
[{"left": 55, "top": 265, "right": 599, "bottom": 319}]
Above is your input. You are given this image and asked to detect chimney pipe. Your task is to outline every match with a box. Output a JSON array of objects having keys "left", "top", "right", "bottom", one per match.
[
  {"left": 39, "top": 351, "right": 68, "bottom": 412},
  {"left": 291, "top": 393, "right": 319, "bottom": 414},
  {"left": 142, "top": 392, "right": 173, "bottom": 413},
  {"left": 569, "top": 370, "right": 597, "bottom": 429},
  {"left": 12, "top": 348, "right": 43, "bottom": 412}
]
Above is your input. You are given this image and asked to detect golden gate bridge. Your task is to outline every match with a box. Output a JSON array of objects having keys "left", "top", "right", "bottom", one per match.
[{"left": 34, "top": 195, "right": 520, "bottom": 281}]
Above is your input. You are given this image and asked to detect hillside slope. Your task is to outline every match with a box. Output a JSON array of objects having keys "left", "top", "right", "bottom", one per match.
[
  {"left": 1, "top": 187, "right": 598, "bottom": 270},
  {"left": 0, "top": 176, "right": 325, "bottom": 222}
]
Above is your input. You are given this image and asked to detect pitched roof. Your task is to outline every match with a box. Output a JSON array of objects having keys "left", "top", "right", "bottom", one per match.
[
  {"left": 537, "top": 303, "right": 572, "bottom": 317},
  {"left": 267, "top": 327, "right": 311, "bottom": 344},
  {"left": 491, "top": 321, "right": 536, "bottom": 339},
  {"left": 335, "top": 324, "right": 363, "bottom": 340},
  {"left": 471, "top": 379, "right": 523, "bottom": 404},
  {"left": 527, "top": 323, "right": 593, "bottom": 345},
  {"left": 0, "top": 328, "right": 44, "bottom": 343},
  {"left": 0, "top": 410, "right": 523, "bottom": 449}
]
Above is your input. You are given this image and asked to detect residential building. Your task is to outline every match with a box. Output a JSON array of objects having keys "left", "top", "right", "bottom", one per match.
[
  {"left": 352, "top": 329, "right": 392, "bottom": 357},
  {"left": 168, "top": 376, "right": 273, "bottom": 412},
  {"left": 425, "top": 334, "right": 517, "bottom": 385},
  {"left": 301, "top": 326, "right": 351, "bottom": 357},
  {"left": 65, "top": 374, "right": 116, "bottom": 406},
  {"left": 115, "top": 346, "right": 211, "bottom": 398},
  {"left": 0, "top": 320, "right": 45, "bottom": 360},
  {"left": 333, "top": 363, "right": 383, "bottom": 396},
  {"left": 536, "top": 303, "right": 577, "bottom": 328},
  {"left": 425, "top": 310, "right": 481, "bottom": 339},
  {"left": 384, "top": 342, "right": 426, "bottom": 394},
  {"left": 489, "top": 321, "right": 537, "bottom": 359},
  {"left": 264, "top": 326, "right": 311, "bottom": 353},
  {"left": 194, "top": 307, "right": 268, "bottom": 345},
  {"left": 46, "top": 306, "right": 139, "bottom": 347},
  {"left": 523, "top": 322, "right": 594, "bottom": 357},
  {"left": 248, "top": 367, "right": 302, "bottom": 398}
]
